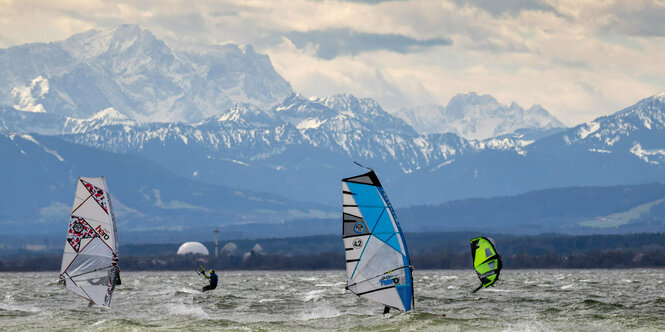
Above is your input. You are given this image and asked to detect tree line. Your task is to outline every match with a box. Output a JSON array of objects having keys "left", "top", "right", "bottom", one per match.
[{"left": 3, "top": 248, "right": 665, "bottom": 272}]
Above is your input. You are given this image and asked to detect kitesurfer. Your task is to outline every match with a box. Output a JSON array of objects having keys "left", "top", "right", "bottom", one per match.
[{"left": 201, "top": 269, "right": 218, "bottom": 292}]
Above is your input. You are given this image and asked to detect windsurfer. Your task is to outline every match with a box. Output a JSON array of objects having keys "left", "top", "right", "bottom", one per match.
[
  {"left": 201, "top": 269, "right": 218, "bottom": 292},
  {"left": 111, "top": 265, "right": 121, "bottom": 287},
  {"left": 111, "top": 255, "right": 121, "bottom": 286}
]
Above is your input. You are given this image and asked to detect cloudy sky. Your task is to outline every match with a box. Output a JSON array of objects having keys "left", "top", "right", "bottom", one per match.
[{"left": 1, "top": 0, "right": 664, "bottom": 125}]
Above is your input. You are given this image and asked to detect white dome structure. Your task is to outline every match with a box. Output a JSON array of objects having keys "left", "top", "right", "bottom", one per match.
[
  {"left": 220, "top": 242, "right": 238, "bottom": 256},
  {"left": 177, "top": 242, "right": 209, "bottom": 255}
]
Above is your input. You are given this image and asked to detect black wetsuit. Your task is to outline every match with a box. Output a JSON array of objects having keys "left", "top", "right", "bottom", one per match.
[{"left": 202, "top": 272, "right": 218, "bottom": 292}]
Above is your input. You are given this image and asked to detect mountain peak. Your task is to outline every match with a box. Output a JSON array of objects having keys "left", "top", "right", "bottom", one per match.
[
  {"left": 63, "top": 107, "right": 136, "bottom": 134},
  {"left": 62, "top": 24, "right": 161, "bottom": 60},
  {"left": 650, "top": 91, "right": 665, "bottom": 102},
  {"left": 395, "top": 92, "right": 564, "bottom": 139},
  {"left": 91, "top": 107, "right": 131, "bottom": 121},
  {"left": 0, "top": 25, "right": 293, "bottom": 123}
]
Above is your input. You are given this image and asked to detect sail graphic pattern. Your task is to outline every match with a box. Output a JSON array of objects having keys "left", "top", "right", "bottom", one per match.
[
  {"left": 66, "top": 216, "right": 99, "bottom": 252},
  {"left": 80, "top": 179, "right": 108, "bottom": 213},
  {"left": 342, "top": 170, "right": 414, "bottom": 312},
  {"left": 471, "top": 236, "right": 502, "bottom": 291},
  {"left": 60, "top": 177, "right": 119, "bottom": 307}
]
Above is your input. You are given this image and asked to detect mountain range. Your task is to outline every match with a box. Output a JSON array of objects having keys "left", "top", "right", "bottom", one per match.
[{"left": 1, "top": 25, "right": 664, "bottom": 237}]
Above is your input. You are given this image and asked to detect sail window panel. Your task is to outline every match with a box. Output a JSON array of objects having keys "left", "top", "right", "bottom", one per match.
[
  {"left": 348, "top": 275, "right": 383, "bottom": 294},
  {"left": 66, "top": 284, "right": 91, "bottom": 301},
  {"left": 476, "top": 259, "right": 499, "bottom": 275},
  {"left": 70, "top": 269, "right": 111, "bottom": 287},
  {"left": 81, "top": 284, "right": 110, "bottom": 305},
  {"left": 362, "top": 288, "right": 405, "bottom": 311},
  {"left": 348, "top": 268, "right": 407, "bottom": 311},
  {"left": 60, "top": 252, "right": 78, "bottom": 274},
  {"left": 66, "top": 252, "right": 113, "bottom": 277},
  {"left": 352, "top": 237, "right": 403, "bottom": 282},
  {"left": 475, "top": 261, "right": 492, "bottom": 275}
]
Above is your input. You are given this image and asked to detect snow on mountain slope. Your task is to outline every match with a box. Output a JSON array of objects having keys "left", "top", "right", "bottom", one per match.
[
  {"left": 0, "top": 24, "right": 292, "bottom": 123},
  {"left": 552, "top": 92, "right": 665, "bottom": 165},
  {"left": 395, "top": 92, "right": 565, "bottom": 139},
  {"left": 64, "top": 107, "right": 138, "bottom": 134}
]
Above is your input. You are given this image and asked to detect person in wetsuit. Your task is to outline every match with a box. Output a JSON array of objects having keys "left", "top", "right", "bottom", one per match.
[{"left": 201, "top": 269, "right": 218, "bottom": 292}]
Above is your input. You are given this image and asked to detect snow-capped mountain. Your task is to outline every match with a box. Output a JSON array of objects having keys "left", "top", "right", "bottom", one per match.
[
  {"left": 71, "top": 92, "right": 528, "bottom": 163},
  {"left": 50, "top": 92, "right": 550, "bottom": 205},
  {"left": 394, "top": 92, "right": 565, "bottom": 139},
  {"left": 0, "top": 24, "right": 292, "bottom": 123},
  {"left": 63, "top": 107, "right": 137, "bottom": 134},
  {"left": 416, "top": 92, "right": 665, "bottom": 203},
  {"left": 2, "top": 25, "right": 665, "bottom": 214},
  {"left": 49, "top": 91, "right": 665, "bottom": 207},
  {"left": 553, "top": 92, "right": 665, "bottom": 165}
]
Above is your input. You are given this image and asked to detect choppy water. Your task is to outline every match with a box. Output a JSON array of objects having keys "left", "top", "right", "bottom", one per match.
[{"left": 1, "top": 270, "right": 664, "bottom": 331}]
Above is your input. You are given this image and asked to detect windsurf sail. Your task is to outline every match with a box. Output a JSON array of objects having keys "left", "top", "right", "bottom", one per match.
[
  {"left": 470, "top": 236, "right": 502, "bottom": 293},
  {"left": 342, "top": 169, "right": 414, "bottom": 312},
  {"left": 60, "top": 177, "right": 120, "bottom": 306}
]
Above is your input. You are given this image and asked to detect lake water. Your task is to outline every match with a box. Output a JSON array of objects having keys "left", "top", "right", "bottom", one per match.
[{"left": 1, "top": 270, "right": 664, "bottom": 331}]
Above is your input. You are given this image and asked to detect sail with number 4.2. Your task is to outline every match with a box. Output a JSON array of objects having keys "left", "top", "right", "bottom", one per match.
[
  {"left": 59, "top": 177, "right": 120, "bottom": 306},
  {"left": 342, "top": 170, "right": 414, "bottom": 312}
]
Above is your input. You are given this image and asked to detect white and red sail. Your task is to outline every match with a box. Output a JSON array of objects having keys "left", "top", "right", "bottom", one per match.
[{"left": 60, "top": 177, "right": 119, "bottom": 306}]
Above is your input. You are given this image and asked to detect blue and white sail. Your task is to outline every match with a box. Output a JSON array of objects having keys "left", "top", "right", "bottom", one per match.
[{"left": 342, "top": 170, "right": 414, "bottom": 312}]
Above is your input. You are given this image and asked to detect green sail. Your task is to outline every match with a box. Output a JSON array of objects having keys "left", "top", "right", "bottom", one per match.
[{"left": 470, "top": 237, "right": 502, "bottom": 292}]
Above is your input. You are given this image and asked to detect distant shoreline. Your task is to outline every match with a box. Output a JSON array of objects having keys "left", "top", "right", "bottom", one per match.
[
  {"left": 2, "top": 251, "right": 665, "bottom": 271},
  {"left": 3, "top": 232, "right": 665, "bottom": 271}
]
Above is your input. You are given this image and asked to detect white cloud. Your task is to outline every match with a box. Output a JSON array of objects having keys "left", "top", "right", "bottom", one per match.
[{"left": 0, "top": 0, "right": 663, "bottom": 126}]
